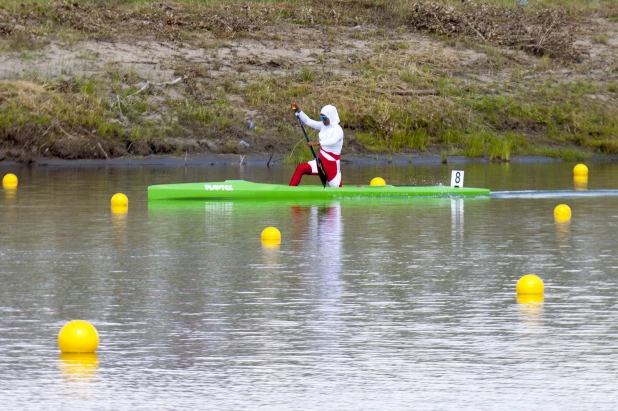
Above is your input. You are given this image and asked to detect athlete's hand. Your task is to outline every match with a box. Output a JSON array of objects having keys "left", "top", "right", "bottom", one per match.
[
  {"left": 291, "top": 103, "right": 300, "bottom": 113},
  {"left": 307, "top": 141, "right": 320, "bottom": 147}
]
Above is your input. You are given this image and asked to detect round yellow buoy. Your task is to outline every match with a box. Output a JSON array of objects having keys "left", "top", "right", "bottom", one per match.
[
  {"left": 516, "top": 274, "right": 545, "bottom": 295},
  {"left": 370, "top": 177, "right": 386, "bottom": 186},
  {"left": 58, "top": 320, "right": 99, "bottom": 353},
  {"left": 111, "top": 204, "right": 128, "bottom": 215},
  {"left": 110, "top": 193, "right": 128, "bottom": 207},
  {"left": 517, "top": 293, "right": 544, "bottom": 305},
  {"left": 262, "top": 242, "right": 280, "bottom": 250},
  {"left": 573, "top": 163, "right": 588, "bottom": 177},
  {"left": 553, "top": 204, "right": 571, "bottom": 221},
  {"left": 261, "top": 227, "right": 281, "bottom": 244},
  {"left": 2, "top": 173, "right": 18, "bottom": 188}
]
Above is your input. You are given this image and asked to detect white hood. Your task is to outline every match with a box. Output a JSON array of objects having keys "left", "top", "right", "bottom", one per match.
[
  {"left": 298, "top": 104, "right": 344, "bottom": 156},
  {"left": 321, "top": 105, "right": 340, "bottom": 126}
]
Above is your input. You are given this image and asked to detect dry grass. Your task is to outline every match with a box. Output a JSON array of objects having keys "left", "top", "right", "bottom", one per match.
[
  {"left": 0, "top": 0, "right": 617, "bottom": 161},
  {"left": 0, "top": 80, "right": 128, "bottom": 160}
]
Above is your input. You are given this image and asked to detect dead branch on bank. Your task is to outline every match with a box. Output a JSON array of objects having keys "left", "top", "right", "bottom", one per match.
[{"left": 374, "top": 88, "right": 440, "bottom": 96}]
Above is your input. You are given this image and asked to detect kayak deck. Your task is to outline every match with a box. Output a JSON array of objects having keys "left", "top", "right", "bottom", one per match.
[{"left": 147, "top": 180, "right": 490, "bottom": 201}]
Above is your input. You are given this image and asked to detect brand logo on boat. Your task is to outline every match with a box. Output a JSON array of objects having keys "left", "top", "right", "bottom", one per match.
[{"left": 204, "top": 184, "right": 234, "bottom": 191}]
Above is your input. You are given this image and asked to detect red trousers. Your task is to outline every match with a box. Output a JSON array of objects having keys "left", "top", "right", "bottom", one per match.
[{"left": 289, "top": 150, "right": 341, "bottom": 187}]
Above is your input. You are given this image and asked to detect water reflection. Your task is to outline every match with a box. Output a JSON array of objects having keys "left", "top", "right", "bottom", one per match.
[
  {"left": 555, "top": 219, "right": 571, "bottom": 245},
  {"left": 451, "top": 199, "right": 464, "bottom": 251},
  {"left": 204, "top": 201, "right": 233, "bottom": 219},
  {"left": 574, "top": 175, "right": 588, "bottom": 191},
  {"left": 261, "top": 241, "right": 280, "bottom": 265},
  {"left": 292, "top": 202, "right": 343, "bottom": 351},
  {"left": 291, "top": 202, "right": 343, "bottom": 276},
  {"left": 3, "top": 187, "right": 16, "bottom": 200},
  {"left": 261, "top": 241, "right": 280, "bottom": 250},
  {"left": 111, "top": 205, "right": 128, "bottom": 215},
  {"left": 58, "top": 353, "right": 99, "bottom": 379},
  {"left": 111, "top": 205, "right": 129, "bottom": 249},
  {"left": 554, "top": 213, "right": 571, "bottom": 224},
  {"left": 314, "top": 203, "right": 343, "bottom": 281},
  {"left": 516, "top": 293, "right": 544, "bottom": 323},
  {"left": 111, "top": 205, "right": 128, "bottom": 226}
]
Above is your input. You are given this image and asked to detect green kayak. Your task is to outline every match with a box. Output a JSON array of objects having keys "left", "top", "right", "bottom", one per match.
[{"left": 147, "top": 180, "right": 490, "bottom": 201}]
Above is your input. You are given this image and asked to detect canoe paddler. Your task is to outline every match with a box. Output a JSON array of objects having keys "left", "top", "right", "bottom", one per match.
[{"left": 289, "top": 103, "right": 343, "bottom": 187}]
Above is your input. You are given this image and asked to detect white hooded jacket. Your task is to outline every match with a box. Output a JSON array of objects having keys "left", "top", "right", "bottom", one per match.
[{"left": 297, "top": 105, "right": 344, "bottom": 155}]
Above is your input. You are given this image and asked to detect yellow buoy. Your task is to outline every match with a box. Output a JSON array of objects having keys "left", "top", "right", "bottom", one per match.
[
  {"left": 517, "top": 293, "right": 544, "bottom": 305},
  {"left": 2, "top": 173, "right": 18, "bottom": 188},
  {"left": 261, "top": 227, "right": 281, "bottom": 244},
  {"left": 58, "top": 320, "right": 99, "bottom": 353},
  {"left": 110, "top": 193, "right": 128, "bottom": 207},
  {"left": 573, "top": 163, "right": 588, "bottom": 177},
  {"left": 370, "top": 177, "right": 386, "bottom": 186},
  {"left": 111, "top": 204, "right": 128, "bottom": 215},
  {"left": 516, "top": 274, "right": 545, "bottom": 294},
  {"left": 554, "top": 214, "right": 571, "bottom": 224},
  {"left": 553, "top": 204, "right": 571, "bottom": 221}
]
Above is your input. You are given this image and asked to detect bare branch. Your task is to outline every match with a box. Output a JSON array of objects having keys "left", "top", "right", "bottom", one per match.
[
  {"left": 128, "top": 76, "right": 184, "bottom": 97},
  {"left": 374, "top": 89, "right": 440, "bottom": 96}
]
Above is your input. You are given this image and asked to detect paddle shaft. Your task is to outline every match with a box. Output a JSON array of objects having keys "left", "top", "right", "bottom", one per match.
[{"left": 296, "top": 115, "right": 328, "bottom": 188}]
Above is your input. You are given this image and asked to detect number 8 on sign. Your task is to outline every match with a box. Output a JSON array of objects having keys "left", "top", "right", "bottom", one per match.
[{"left": 450, "top": 170, "right": 464, "bottom": 188}]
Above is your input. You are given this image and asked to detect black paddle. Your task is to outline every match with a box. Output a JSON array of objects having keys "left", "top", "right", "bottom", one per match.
[{"left": 296, "top": 114, "right": 328, "bottom": 188}]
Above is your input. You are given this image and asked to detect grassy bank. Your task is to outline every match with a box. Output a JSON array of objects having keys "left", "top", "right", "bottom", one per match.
[{"left": 1, "top": 0, "right": 617, "bottom": 162}]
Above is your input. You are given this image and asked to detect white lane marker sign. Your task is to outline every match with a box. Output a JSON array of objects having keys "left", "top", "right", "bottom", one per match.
[{"left": 451, "top": 170, "right": 464, "bottom": 188}]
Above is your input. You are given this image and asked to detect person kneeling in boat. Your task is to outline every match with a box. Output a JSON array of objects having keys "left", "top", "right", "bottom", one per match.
[{"left": 289, "top": 103, "right": 343, "bottom": 187}]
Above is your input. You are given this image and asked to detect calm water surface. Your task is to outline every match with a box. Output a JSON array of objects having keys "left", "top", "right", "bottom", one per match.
[{"left": 1, "top": 161, "right": 617, "bottom": 410}]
